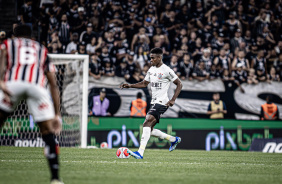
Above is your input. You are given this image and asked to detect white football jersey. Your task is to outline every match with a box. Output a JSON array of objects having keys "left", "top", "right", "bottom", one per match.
[{"left": 144, "top": 64, "right": 178, "bottom": 105}]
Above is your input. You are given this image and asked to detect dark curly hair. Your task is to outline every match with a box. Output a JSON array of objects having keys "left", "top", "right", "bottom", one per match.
[
  {"left": 150, "top": 48, "right": 163, "bottom": 55},
  {"left": 14, "top": 24, "right": 32, "bottom": 38}
]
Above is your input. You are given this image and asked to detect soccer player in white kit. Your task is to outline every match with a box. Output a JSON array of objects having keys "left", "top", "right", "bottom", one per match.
[
  {"left": 120, "top": 48, "right": 183, "bottom": 159},
  {"left": 0, "top": 25, "right": 63, "bottom": 184}
]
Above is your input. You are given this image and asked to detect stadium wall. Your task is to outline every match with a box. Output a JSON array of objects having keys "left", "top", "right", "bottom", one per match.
[{"left": 87, "top": 117, "right": 282, "bottom": 151}]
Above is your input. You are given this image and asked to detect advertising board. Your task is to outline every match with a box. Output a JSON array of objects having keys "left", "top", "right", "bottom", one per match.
[{"left": 87, "top": 117, "right": 282, "bottom": 151}]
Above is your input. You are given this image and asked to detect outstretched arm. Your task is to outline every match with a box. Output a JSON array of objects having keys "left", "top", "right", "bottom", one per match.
[
  {"left": 166, "top": 78, "right": 182, "bottom": 107},
  {"left": 0, "top": 48, "right": 5, "bottom": 80},
  {"left": 0, "top": 47, "right": 11, "bottom": 97},
  {"left": 46, "top": 71, "right": 62, "bottom": 135},
  {"left": 120, "top": 80, "right": 150, "bottom": 89},
  {"left": 46, "top": 71, "right": 60, "bottom": 116}
]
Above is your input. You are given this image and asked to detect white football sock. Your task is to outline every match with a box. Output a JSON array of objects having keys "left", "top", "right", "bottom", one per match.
[
  {"left": 151, "top": 129, "right": 176, "bottom": 142},
  {"left": 138, "top": 127, "right": 151, "bottom": 156}
]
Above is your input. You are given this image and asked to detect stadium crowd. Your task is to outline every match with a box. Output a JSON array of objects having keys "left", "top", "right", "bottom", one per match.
[{"left": 11, "top": 0, "right": 282, "bottom": 87}]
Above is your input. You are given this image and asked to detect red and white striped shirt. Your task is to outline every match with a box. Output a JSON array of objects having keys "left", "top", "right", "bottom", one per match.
[{"left": 3, "top": 38, "right": 55, "bottom": 87}]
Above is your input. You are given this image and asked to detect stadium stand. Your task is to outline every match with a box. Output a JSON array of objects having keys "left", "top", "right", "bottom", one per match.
[{"left": 5, "top": 0, "right": 282, "bottom": 85}]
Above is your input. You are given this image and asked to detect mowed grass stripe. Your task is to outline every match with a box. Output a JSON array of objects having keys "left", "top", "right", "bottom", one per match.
[{"left": 0, "top": 147, "right": 282, "bottom": 184}]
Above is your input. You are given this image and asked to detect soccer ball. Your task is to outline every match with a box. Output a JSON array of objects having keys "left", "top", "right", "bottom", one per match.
[
  {"left": 116, "top": 147, "right": 130, "bottom": 158},
  {"left": 100, "top": 142, "right": 108, "bottom": 148}
]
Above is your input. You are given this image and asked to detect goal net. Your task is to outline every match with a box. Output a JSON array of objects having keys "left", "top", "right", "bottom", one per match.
[{"left": 0, "top": 54, "right": 89, "bottom": 148}]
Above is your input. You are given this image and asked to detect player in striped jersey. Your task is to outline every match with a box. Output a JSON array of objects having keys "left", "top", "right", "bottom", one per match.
[{"left": 0, "top": 25, "right": 63, "bottom": 184}]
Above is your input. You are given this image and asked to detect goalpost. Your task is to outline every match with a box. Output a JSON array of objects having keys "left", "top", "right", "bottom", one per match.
[
  {"left": 49, "top": 54, "right": 89, "bottom": 148},
  {"left": 0, "top": 54, "right": 89, "bottom": 148}
]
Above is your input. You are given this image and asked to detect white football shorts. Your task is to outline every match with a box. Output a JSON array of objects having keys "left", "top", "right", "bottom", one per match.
[{"left": 0, "top": 81, "right": 55, "bottom": 122}]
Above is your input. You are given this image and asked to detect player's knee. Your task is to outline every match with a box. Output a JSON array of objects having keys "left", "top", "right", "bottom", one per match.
[
  {"left": 143, "top": 120, "right": 150, "bottom": 127},
  {"left": 143, "top": 115, "right": 156, "bottom": 127},
  {"left": 143, "top": 121, "right": 151, "bottom": 127},
  {"left": 38, "top": 120, "right": 53, "bottom": 135},
  {"left": 40, "top": 126, "right": 53, "bottom": 135}
]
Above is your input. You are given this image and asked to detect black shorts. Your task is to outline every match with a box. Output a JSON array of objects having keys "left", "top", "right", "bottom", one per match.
[{"left": 147, "top": 103, "right": 168, "bottom": 123}]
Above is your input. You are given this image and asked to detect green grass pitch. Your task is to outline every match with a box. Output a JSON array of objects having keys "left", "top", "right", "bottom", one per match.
[{"left": 0, "top": 147, "right": 282, "bottom": 184}]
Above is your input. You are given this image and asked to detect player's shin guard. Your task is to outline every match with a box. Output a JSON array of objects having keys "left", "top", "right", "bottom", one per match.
[
  {"left": 42, "top": 133, "right": 60, "bottom": 180},
  {"left": 151, "top": 129, "right": 176, "bottom": 142},
  {"left": 138, "top": 127, "right": 151, "bottom": 156}
]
